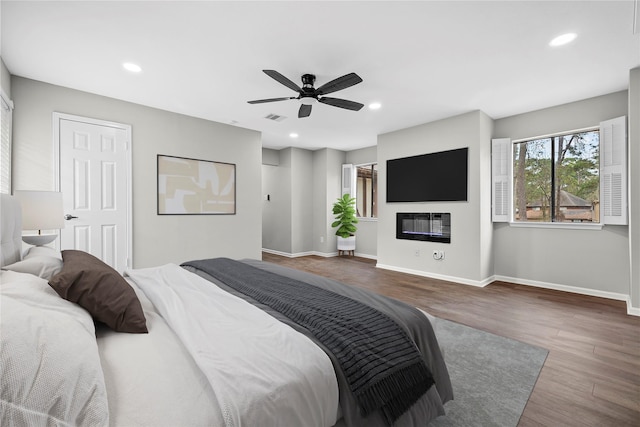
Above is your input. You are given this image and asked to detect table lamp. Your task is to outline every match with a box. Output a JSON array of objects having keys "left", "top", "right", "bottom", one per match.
[{"left": 14, "top": 190, "right": 64, "bottom": 246}]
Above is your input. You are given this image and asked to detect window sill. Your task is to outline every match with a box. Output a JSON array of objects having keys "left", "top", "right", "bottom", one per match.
[
  {"left": 509, "top": 221, "right": 603, "bottom": 231},
  {"left": 356, "top": 217, "right": 378, "bottom": 222}
]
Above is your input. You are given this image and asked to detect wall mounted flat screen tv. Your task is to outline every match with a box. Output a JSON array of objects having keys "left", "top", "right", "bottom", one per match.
[{"left": 386, "top": 147, "right": 468, "bottom": 202}]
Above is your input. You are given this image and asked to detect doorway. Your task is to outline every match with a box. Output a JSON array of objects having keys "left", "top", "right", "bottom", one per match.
[{"left": 54, "top": 113, "right": 132, "bottom": 272}]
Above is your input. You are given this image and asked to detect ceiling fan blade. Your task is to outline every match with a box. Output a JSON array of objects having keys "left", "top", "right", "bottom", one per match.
[
  {"left": 247, "top": 97, "right": 295, "bottom": 104},
  {"left": 298, "top": 104, "right": 312, "bottom": 118},
  {"left": 318, "top": 97, "right": 364, "bottom": 111},
  {"left": 263, "top": 70, "right": 302, "bottom": 93},
  {"left": 315, "top": 73, "right": 363, "bottom": 96}
]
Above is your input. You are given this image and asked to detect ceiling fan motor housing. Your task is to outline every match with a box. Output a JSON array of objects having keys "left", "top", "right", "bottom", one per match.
[
  {"left": 300, "top": 74, "right": 318, "bottom": 103},
  {"left": 298, "top": 74, "right": 318, "bottom": 105},
  {"left": 301, "top": 74, "right": 316, "bottom": 88}
]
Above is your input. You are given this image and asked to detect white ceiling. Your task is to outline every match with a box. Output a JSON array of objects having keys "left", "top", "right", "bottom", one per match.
[{"left": 2, "top": 1, "right": 639, "bottom": 151}]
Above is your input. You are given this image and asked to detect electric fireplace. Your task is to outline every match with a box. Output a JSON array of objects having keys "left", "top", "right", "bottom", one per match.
[{"left": 396, "top": 212, "right": 451, "bottom": 243}]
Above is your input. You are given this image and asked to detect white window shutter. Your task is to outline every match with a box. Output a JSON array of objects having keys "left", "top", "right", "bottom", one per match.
[
  {"left": 0, "top": 90, "right": 13, "bottom": 195},
  {"left": 492, "top": 138, "right": 512, "bottom": 222},
  {"left": 341, "top": 164, "right": 355, "bottom": 196},
  {"left": 600, "top": 116, "right": 627, "bottom": 225}
]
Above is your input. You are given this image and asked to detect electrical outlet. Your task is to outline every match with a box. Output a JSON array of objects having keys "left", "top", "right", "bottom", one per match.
[
  {"left": 320, "top": 236, "right": 324, "bottom": 243},
  {"left": 433, "top": 250, "right": 445, "bottom": 260},
  {"left": 414, "top": 249, "right": 420, "bottom": 257}
]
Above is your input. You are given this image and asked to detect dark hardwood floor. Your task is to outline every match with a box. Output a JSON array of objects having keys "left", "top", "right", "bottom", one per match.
[{"left": 262, "top": 253, "right": 640, "bottom": 427}]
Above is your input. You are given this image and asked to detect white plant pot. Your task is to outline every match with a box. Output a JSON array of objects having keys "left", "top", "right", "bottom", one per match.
[{"left": 337, "top": 235, "right": 356, "bottom": 255}]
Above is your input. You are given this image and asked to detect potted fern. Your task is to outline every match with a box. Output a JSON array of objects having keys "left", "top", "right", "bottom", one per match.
[{"left": 331, "top": 193, "right": 358, "bottom": 255}]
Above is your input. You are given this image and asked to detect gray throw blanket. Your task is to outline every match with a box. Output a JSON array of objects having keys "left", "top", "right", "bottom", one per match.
[{"left": 182, "top": 257, "right": 434, "bottom": 425}]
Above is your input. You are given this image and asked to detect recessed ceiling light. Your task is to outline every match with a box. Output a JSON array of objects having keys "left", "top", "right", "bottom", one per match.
[
  {"left": 122, "top": 62, "right": 142, "bottom": 73},
  {"left": 549, "top": 33, "right": 577, "bottom": 47},
  {"left": 369, "top": 102, "right": 382, "bottom": 110},
  {"left": 289, "top": 133, "right": 299, "bottom": 138}
]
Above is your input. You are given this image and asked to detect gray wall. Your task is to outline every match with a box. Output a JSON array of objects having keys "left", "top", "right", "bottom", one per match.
[
  {"left": 346, "top": 145, "right": 377, "bottom": 166},
  {"left": 493, "top": 91, "right": 630, "bottom": 297},
  {"left": 11, "top": 77, "right": 262, "bottom": 267},
  {"left": 262, "top": 152, "right": 291, "bottom": 253},
  {"left": 262, "top": 147, "right": 279, "bottom": 166},
  {"left": 311, "top": 148, "right": 347, "bottom": 254},
  {"left": 290, "top": 147, "right": 314, "bottom": 254},
  {"left": 346, "top": 145, "right": 378, "bottom": 258},
  {"left": 260, "top": 145, "right": 380, "bottom": 259},
  {"left": 1, "top": 58, "right": 11, "bottom": 98},
  {"left": 377, "top": 111, "right": 493, "bottom": 284},
  {"left": 312, "top": 149, "right": 328, "bottom": 253},
  {"left": 479, "top": 112, "right": 495, "bottom": 279},
  {"left": 262, "top": 146, "right": 347, "bottom": 256},
  {"left": 323, "top": 148, "right": 348, "bottom": 254},
  {"left": 629, "top": 68, "right": 640, "bottom": 312},
  {"left": 261, "top": 144, "right": 378, "bottom": 259}
]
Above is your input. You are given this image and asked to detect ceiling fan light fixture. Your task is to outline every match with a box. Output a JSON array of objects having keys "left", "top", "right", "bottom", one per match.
[
  {"left": 369, "top": 102, "right": 382, "bottom": 110},
  {"left": 122, "top": 62, "right": 142, "bottom": 73},
  {"left": 299, "top": 96, "right": 317, "bottom": 105},
  {"left": 549, "top": 33, "right": 577, "bottom": 47}
]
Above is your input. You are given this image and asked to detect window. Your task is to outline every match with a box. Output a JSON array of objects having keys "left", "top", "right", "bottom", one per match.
[
  {"left": 0, "top": 91, "right": 13, "bottom": 194},
  {"left": 513, "top": 130, "right": 600, "bottom": 223},
  {"left": 492, "top": 116, "right": 627, "bottom": 226},
  {"left": 355, "top": 163, "right": 377, "bottom": 218}
]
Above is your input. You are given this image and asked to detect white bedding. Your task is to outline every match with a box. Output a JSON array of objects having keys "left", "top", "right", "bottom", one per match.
[
  {"left": 0, "top": 270, "right": 109, "bottom": 427},
  {"left": 95, "top": 277, "right": 221, "bottom": 427},
  {"left": 125, "top": 263, "right": 340, "bottom": 427}
]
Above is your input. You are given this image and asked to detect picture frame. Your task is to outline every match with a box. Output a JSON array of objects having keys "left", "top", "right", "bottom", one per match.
[{"left": 157, "top": 154, "right": 236, "bottom": 215}]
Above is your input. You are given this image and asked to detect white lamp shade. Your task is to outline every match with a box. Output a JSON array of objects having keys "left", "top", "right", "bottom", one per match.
[{"left": 14, "top": 191, "right": 65, "bottom": 231}]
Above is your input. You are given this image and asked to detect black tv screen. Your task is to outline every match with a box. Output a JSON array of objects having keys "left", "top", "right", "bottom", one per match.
[{"left": 386, "top": 147, "right": 468, "bottom": 202}]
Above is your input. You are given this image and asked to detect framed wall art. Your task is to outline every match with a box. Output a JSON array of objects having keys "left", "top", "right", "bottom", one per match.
[{"left": 157, "top": 154, "right": 236, "bottom": 215}]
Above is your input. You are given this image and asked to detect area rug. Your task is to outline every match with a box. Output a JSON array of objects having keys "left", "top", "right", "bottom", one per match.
[{"left": 429, "top": 318, "right": 548, "bottom": 426}]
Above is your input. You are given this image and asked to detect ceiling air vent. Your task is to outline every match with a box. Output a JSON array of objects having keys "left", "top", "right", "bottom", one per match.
[{"left": 264, "top": 113, "right": 287, "bottom": 122}]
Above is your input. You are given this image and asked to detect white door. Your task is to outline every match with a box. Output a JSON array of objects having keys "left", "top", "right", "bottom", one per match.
[{"left": 55, "top": 113, "right": 131, "bottom": 272}]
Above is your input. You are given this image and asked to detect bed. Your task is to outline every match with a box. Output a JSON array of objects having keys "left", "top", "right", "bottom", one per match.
[{"left": 0, "top": 193, "right": 453, "bottom": 427}]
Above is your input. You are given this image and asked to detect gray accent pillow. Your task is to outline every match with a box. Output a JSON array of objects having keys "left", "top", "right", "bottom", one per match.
[{"left": 48, "top": 250, "right": 148, "bottom": 333}]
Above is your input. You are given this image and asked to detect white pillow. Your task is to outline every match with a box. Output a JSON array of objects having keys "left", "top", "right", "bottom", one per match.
[
  {"left": 24, "top": 245, "right": 63, "bottom": 259},
  {"left": 2, "top": 256, "right": 63, "bottom": 280},
  {"left": 0, "top": 270, "right": 109, "bottom": 426},
  {"left": 2, "top": 246, "right": 63, "bottom": 280}
]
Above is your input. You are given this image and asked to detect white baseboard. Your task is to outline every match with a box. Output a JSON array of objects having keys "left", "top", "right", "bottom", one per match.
[
  {"left": 261, "top": 248, "right": 377, "bottom": 260},
  {"left": 353, "top": 252, "right": 378, "bottom": 260},
  {"left": 494, "top": 274, "right": 629, "bottom": 301},
  {"left": 627, "top": 302, "right": 640, "bottom": 316},
  {"left": 261, "top": 248, "right": 317, "bottom": 258},
  {"left": 376, "top": 264, "right": 492, "bottom": 287},
  {"left": 495, "top": 274, "right": 638, "bottom": 316}
]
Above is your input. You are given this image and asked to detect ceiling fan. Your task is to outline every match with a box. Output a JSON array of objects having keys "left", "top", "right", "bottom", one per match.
[{"left": 248, "top": 70, "right": 364, "bottom": 118}]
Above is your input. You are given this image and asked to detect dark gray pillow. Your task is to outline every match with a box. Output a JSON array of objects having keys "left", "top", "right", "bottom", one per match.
[{"left": 49, "top": 250, "right": 148, "bottom": 333}]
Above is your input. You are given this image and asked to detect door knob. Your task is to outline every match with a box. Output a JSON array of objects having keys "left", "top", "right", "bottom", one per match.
[{"left": 64, "top": 214, "right": 78, "bottom": 220}]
